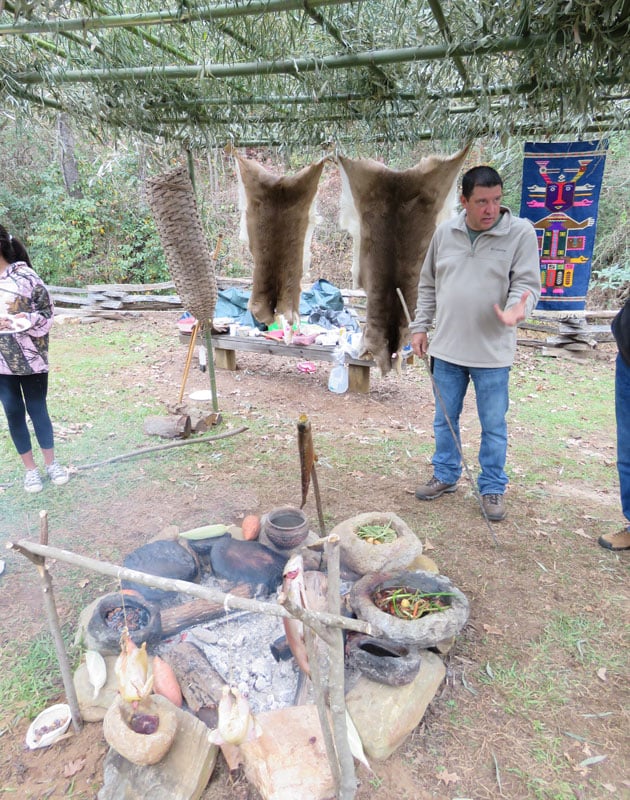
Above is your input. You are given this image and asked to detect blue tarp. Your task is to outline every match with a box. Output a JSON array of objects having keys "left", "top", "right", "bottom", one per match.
[
  {"left": 212, "top": 279, "right": 356, "bottom": 329},
  {"left": 214, "top": 287, "right": 260, "bottom": 328},
  {"left": 299, "top": 279, "right": 344, "bottom": 314}
]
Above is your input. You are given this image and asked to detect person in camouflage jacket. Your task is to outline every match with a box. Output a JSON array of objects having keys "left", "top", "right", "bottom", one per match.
[{"left": 0, "top": 224, "right": 69, "bottom": 493}]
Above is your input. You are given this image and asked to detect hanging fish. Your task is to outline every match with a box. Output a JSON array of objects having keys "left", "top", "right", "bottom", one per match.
[
  {"left": 114, "top": 632, "right": 154, "bottom": 707},
  {"left": 279, "top": 554, "right": 310, "bottom": 676},
  {"left": 209, "top": 685, "right": 261, "bottom": 746},
  {"left": 297, "top": 414, "right": 316, "bottom": 509},
  {"left": 85, "top": 650, "right": 107, "bottom": 700}
]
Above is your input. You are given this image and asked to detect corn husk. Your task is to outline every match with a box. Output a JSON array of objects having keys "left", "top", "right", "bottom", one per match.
[
  {"left": 346, "top": 709, "right": 372, "bottom": 772},
  {"left": 114, "top": 635, "right": 154, "bottom": 705},
  {"left": 85, "top": 649, "right": 107, "bottom": 700}
]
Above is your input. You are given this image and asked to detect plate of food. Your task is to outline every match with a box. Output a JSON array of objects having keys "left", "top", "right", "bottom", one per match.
[{"left": 0, "top": 315, "right": 32, "bottom": 335}]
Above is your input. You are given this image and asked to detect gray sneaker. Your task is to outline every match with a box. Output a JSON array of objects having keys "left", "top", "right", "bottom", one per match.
[
  {"left": 24, "top": 468, "right": 44, "bottom": 494},
  {"left": 482, "top": 493, "right": 506, "bottom": 521},
  {"left": 46, "top": 460, "right": 69, "bottom": 486},
  {"left": 415, "top": 476, "right": 458, "bottom": 501}
]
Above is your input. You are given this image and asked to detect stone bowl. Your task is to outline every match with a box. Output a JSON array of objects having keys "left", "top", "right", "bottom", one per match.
[
  {"left": 349, "top": 570, "right": 469, "bottom": 648},
  {"left": 261, "top": 506, "right": 310, "bottom": 550},
  {"left": 345, "top": 634, "right": 422, "bottom": 686},
  {"left": 331, "top": 511, "right": 423, "bottom": 576},
  {"left": 103, "top": 694, "right": 178, "bottom": 766}
]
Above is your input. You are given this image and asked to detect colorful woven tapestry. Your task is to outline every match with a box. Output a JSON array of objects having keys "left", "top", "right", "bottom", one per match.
[{"left": 519, "top": 140, "right": 608, "bottom": 312}]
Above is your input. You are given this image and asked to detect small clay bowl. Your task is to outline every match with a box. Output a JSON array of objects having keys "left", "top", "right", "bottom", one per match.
[{"left": 262, "top": 506, "right": 309, "bottom": 550}]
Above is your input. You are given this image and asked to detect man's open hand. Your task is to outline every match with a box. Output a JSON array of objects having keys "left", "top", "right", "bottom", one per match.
[{"left": 494, "top": 290, "right": 531, "bottom": 327}]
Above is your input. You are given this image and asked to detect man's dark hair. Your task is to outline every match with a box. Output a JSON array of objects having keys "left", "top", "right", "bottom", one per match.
[{"left": 461, "top": 166, "right": 503, "bottom": 200}]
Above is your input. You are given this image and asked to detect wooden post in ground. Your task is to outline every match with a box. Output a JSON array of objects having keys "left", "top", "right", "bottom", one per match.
[{"left": 33, "top": 511, "right": 83, "bottom": 733}]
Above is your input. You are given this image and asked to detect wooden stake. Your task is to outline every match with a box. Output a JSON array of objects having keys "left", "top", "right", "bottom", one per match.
[
  {"left": 325, "top": 534, "right": 357, "bottom": 799},
  {"left": 203, "top": 325, "right": 220, "bottom": 413},
  {"left": 178, "top": 320, "right": 200, "bottom": 403},
  {"left": 34, "top": 511, "right": 83, "bottom": 733},
  {"left": 311, "top": 463, "right": 326, "bottom": 537}
]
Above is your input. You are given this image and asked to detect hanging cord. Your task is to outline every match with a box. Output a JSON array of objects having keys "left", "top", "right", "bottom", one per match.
[
  {"left": 396, "top": 288, "right": 499, "bottom": 547},
  {"left": 223, "top": 593, "right": 236, "bottom": 687}
]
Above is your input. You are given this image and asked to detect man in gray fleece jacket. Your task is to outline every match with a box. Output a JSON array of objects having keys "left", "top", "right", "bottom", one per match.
[{"left": 409, "top": 165, "right": 540, "bottom": 521}]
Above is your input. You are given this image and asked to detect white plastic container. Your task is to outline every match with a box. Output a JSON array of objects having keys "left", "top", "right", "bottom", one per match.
[
  {"left": 328, "top": 344, "right": 349, "bottom": 393},
  {"left": 25, "top": 703, "right": 71, "bottom": 749},
  {"left": 328, "top": 361, "right": 349, "bottom": 393}
]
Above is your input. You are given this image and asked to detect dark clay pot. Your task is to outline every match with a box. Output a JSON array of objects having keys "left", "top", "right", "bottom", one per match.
[
  {"left": 261, "top": 506, "right": 310, "bottom": 550},
  {"left": 87, "top": 592, "right": 162, "bottom": 653}
]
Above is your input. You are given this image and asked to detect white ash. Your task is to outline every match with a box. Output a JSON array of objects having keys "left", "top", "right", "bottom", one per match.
[{"left": 162, "top": 608, "right": 301, "bottom": 714}]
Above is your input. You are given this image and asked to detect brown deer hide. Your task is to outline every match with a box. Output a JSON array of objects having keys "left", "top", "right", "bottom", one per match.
[
  {"left": 235, "top": 154, "right": 325, "bottom": 326},
  {"left": 338, "top": 146, "right": 470, "bottom": 373}
]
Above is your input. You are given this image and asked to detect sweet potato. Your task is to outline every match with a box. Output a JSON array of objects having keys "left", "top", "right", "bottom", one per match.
[
  {"left": 152, "top": 655, "right": 183, "bottom": 708},
  {"left": 241, "top": 514, "right": 261, "bottom": 541}
]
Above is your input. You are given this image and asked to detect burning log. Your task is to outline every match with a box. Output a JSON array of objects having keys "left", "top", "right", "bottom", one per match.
[
  {"left": 160, "top": 642, "right": 227, "bottom": 713},
  {"left": 159, "top": 586, "right": 254, "bottom": 637}
]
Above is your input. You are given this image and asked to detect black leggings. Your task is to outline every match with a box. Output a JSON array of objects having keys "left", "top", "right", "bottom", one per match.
[{"left": 0, "top": 373, "right": 54, "bottom": 455}]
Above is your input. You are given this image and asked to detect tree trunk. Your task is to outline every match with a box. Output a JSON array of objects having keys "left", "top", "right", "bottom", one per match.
[{"left": 57, "top": 113, "right": 83, "bottom": 199}]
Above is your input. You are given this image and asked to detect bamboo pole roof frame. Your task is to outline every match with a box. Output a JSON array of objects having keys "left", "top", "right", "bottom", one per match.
[{"left": 0, "top": 0, "right": 628, "bottom": 151}]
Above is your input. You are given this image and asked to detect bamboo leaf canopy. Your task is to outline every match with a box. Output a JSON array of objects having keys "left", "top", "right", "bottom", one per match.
[{"left": 0, "top": 0, "right": 628, "bottom": 150}]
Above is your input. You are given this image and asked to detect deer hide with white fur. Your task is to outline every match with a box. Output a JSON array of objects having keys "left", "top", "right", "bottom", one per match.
[{"left": 338, "top": 145, "right": 470, "bottom": 373}]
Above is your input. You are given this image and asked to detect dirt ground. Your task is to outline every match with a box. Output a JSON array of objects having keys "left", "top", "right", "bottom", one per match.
[{"left": 0, "top": 312, "right": 628, "bottom": 800}]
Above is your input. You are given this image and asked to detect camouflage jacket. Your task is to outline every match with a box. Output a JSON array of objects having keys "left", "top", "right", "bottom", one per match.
[{"left": 0, "top": 261, "right": 54, "bottom": 375}]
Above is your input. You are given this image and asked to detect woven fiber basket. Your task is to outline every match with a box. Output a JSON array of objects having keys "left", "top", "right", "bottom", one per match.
[{"left": 146, "top": 166, "right": 218, "bottom": 324}]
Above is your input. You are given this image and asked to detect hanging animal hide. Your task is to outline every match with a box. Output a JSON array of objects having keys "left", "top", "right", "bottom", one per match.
[
  {"left": 235, "top": 154, "right": 325, "bottom": 326},
  {"left": 338, "top": 145, "right": 470, "bottom": 373}
]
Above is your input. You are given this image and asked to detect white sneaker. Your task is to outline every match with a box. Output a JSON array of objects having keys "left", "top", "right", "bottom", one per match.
[
  {"left": 46, "top": 460, "right": 69, "bottom": 486},
  {"left": 24, "top": 468, "right": 44, "bottom": 493}
]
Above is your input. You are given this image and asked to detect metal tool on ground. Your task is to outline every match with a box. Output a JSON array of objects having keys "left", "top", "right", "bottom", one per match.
[{"left": 396, "top": 287, "right": 500, "bottom": 547}]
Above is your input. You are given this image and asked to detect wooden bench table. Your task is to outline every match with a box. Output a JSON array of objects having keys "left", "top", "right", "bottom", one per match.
[{"left": 180, "top": 332, "right": 376, "bottom": 393}]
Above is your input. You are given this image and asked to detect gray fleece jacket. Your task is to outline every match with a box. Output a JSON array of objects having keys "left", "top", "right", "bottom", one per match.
[{"left": 409, "top": 207, "right": 541, "bottom": 368}]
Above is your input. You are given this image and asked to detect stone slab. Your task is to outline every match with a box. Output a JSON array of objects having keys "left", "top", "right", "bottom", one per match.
[
  {"left": 98, "top": 702, "right": 218, "bottom": 800},
  {"left": 345, "top": 649, "right": 445, "bottom": 761},
  {"left": 239, "top": 705, "right": 336, "bottom": 800}
]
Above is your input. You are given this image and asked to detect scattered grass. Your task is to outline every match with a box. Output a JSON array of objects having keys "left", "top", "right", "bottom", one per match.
[{"left": 0, "top": 627, "right": 79, "bottom": 727}]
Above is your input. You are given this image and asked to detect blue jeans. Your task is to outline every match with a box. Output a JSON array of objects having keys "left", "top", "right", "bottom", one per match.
[
  {"left": 616, "top": 353, "right": 630, "bottom": 525},
  {"left": 0, "top": 372, "right": 54, "bottom": 455},
  {"left": 430, "top": 357, "right": 510, "bottom": 495}
]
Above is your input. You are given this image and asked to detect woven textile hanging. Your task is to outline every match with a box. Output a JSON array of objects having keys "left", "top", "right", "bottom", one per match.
[
  {"left": 519, "top": 140, "right": 608, "bottom": 312},
  {"left": 146, "top": 166, "right": 218, "bottom": 324}
]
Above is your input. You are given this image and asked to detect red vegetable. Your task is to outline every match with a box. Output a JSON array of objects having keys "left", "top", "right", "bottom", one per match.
[
  {"left": 152, "top": 656, "right": 183, "bottom": 708},
  {"left": 242, "top": 514, "right": 261, "bottom": 541}
]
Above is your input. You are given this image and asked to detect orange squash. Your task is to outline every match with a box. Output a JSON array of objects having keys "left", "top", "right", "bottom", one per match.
[
  {"left": 152, "top": 656, "right": 183, "bottom": 708},
  {"left": 242, "top": 514, "right": 261, "bottom": 541}
]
